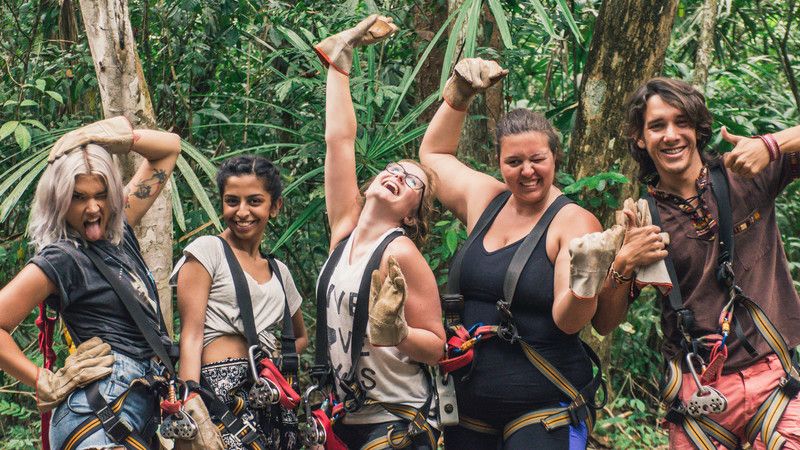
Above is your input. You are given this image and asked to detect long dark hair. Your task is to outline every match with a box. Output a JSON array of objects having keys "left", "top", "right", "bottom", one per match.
[{"left": 625, "top": 78, "right": 714, "bottom": 185}]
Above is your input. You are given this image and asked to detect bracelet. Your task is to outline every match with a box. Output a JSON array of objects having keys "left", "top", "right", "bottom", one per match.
[
  {"left": 609, "top": 266, "right": 633, "bottom": 287},
  {"left": 755, "top": 134, "right": 780, "bottom": 162}
]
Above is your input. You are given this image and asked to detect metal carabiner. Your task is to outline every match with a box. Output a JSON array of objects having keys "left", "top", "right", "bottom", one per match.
[
  {"left": 248, "top": 344, "right": 262, "bottom": 382},
  {"left": 301, "top": 385, "right": 327, "bottom": 446}
]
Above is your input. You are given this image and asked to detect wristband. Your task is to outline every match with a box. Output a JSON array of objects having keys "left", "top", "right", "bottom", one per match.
[
  {"left": 755, "top": 134, "right": 780, "bottom": 162},
  {"left": 609, "top": 266, "right": 633, "bottom": 287}
]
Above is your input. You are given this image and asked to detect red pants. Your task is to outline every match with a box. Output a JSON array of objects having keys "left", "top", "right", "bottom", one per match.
[{"left": 669, "top": 354, "right": 800, "bottom": 449}]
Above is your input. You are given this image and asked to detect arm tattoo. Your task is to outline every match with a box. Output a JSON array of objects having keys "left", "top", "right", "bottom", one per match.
[{"left": 131, "top": 169, "right": 168, "bottom": 200}]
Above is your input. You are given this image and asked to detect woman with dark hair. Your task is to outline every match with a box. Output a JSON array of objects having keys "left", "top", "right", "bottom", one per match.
[
  {"left": 0, "top": 117, "right": 181, "bottom": 448},
  {"left": 173, "top": 155, "right": 308, "bottom": 448},
  {"left": 420, "top": 58, "right": 615, "bottom": 449},
  {"left": 312, "top": 14, "right": 445, "bottom": 450}
]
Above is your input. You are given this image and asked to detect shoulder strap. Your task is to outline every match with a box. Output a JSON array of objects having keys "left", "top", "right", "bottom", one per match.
[
  {"left": 84, "top": 246, "right": 176, "bottom": 377},
  {"left": 643, "top": 193, "right": 685, "bottom": 314},
  {"left": 447, "top": 191, "right": 512, "bottom": 295},
  {"left": 709, "top": 165, "right": 735, "bottom": 271},
  {"left": 265, "top": 255, "right": 298, "bottom": 376},
  {"left": 346, "top": 230, "right": 404, "bottom": 380},
  {"left": 503, "top": 195, "right": 572, "bottom": 306},
  {"left": 312, "top": 238, "right": 349, "bottom": 384},
  {"left": 217, "top": 237, "right": 260, "bottom": 349}
]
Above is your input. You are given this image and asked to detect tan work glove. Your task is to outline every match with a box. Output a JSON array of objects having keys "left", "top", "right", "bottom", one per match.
[
  {"left": 617, "top": 198, "right": 672, "bottom": 294},
  {"left": 174, "top": 393, "right": 225, "bottom": 450},
  {"left": 368, "top": 256, "right": 409, "bottom": 347},
  {"left": 36, "top": 337, "right": 115, "bottom": 412},
  {"left": 442, "top": 58, "right": 509, "bottom": 111},
  {"left": 314, "top": 15, "right": 399, "bottom": 76},
  {"left": 569, "top": 226, "right": 626, "bottom": 299},
  {"left": 48, "top": 116, "right": 134, "bottom": 163}
]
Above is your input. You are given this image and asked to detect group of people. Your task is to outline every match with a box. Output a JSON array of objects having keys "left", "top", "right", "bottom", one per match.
[{"left": 0, "top": 13, "right": 799, "bottom": 450}]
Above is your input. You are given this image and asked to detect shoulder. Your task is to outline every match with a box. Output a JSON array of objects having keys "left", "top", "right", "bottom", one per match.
[
  {"left": 551, "top": 202, "right": 602, "bottom": 242},
  {"left": 185, "top": 235, "right": 223, "bottom": 255},
  {"left": 383, "top": 235, "right": 427, "bottom": 269}
]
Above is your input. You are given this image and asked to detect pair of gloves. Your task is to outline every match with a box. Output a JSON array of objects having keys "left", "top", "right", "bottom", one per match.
[
  {"left": 48, "top": 115, "right": 134, "bottom": 164},
  {"left": 315, "top": 14, "right": 508, "bottom": 112},
  {"left": 569, "top": 199, "right": 672, "bottom": 299}
]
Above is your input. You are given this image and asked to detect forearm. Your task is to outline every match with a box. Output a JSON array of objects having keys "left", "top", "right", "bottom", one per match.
[
  {"left": 419, "top": 103, "right": 467, "bottom": 162},
  {"left": 0, "top": 331, "right": 39, "bottom": 387},
  {"left": 132, "top": 129, "right": 181, "bottom": 162},
  {"left": 593, "top": 256, "right": 635, "bottom": 335},
  {"left": 396, "top": 327, "right": 444, "bottom": 366},
  {"left": 325, "top": 69, "right": 356, "bottom": 145},
  {"left": 775, "top": 124, "right": 800, "bottom": 154},
  {"left": 552, "top": 292, "right": 597, "bottom": 335},
  {"left": 177, "top": 333, "right": 203, "bottom": 383}
]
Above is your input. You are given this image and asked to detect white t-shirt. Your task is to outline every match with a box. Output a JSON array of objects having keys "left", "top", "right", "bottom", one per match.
[
  {"left": 322, "top": 228, "right": 430, "bottom": 425},
  {"left": 171, "top": 235, "right": 302, "bottom": 355}
]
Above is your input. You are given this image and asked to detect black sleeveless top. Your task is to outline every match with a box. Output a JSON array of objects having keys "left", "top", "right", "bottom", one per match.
[{"left": 454, "top": 198, "right": 592, "bottom": 417}]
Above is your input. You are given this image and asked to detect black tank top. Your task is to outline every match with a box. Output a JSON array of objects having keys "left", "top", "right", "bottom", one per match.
[{"left": 454, "top": 199, "right": 592, "bottom": 417}]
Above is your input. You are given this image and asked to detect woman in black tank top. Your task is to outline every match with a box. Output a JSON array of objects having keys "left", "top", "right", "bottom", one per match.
[{"left": 420, "top": 58, "right": 611, "bottom": 449}]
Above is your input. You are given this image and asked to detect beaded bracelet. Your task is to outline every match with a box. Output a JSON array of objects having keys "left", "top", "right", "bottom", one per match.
[
  {"left": 755, "top": 133, "right": 780, "bottom": 162},
  {"left": 609, "top": 266, "right": 633, "bottom": 288}
]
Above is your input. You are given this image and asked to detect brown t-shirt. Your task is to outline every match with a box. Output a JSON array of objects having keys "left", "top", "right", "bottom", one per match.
[{"left": 653, "top": 153, "right": 800, "bottom": 371}]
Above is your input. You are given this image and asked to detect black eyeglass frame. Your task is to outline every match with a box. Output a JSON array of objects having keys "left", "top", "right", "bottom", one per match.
[{"left": 384, "top": 162, "right": 426, "bottom": 220}]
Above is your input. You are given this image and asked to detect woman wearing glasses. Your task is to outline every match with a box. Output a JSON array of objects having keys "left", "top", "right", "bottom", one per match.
[{"left": 314, "top": 15, "right": 444, "bottom": 449}]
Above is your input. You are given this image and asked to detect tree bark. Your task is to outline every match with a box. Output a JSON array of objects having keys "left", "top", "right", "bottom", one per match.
[
  {"left": 692, "top": 0, "right": 719, "bottom": 91},
  {"left": 412, "top": 0, "right": 447, "bottom": 124},
  {"left": 568, "top": 0, "right": 678, "bottom": 226},
  {"left": 568, "top": 0, "right": 678, "bottom": 379},
  {"left": 78, "top": 0, "right": 174, "bottom": 335}
]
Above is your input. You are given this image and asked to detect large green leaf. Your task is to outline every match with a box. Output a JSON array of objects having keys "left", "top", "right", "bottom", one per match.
[
  {"left": 271, "top": 197, "right": 324, "bottom": 252},
  {"left": 174, "top": 154, "right": 222, "bottom": 231}
]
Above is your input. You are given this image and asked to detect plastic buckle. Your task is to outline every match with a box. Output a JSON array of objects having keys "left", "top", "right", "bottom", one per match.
[
  {"left": 281, "top": 352, "right": 299, "bottom": 376},
  {"left": 780, "top": 376, "right": 800, "bottom": 399},
  {"left": 496, "top": 299, "right": 513, "bottom": 321},
  {"left": 567, "top": 395, "right": 588, "bottom": 425},
  {"left": 716, "top": 260, "right": 735, "bottom": 288},
  {"left": 310, "top": 365, "right": 331, "bottom": 386},
  {"left": 496, "top": 322, "right": 519, "bottom": 344},
  {"left": 97, "top": 405, "right": 133, "bottom": 441}
]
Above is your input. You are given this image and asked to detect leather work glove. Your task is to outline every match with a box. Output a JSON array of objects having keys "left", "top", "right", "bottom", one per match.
[
  {"left": 368, "top": 256, "right": 409, "bottom": 347},
  {"left": 569, "top": 226, "right": 625, "bottom": 299},
  {"left": 174, "top": 393, "right": 225, "bottom": 450},
  {"left": 442, "top": 58, "right": 509, "bottom": 111},
  {"left": 616, "top": 198, "right": 672, "bottom": 294},
  {"left": 36, "top": 337, "right": 115, "bottom": 412},
  {"left": 48, "top": 116, "right": 134, "bottom": 163},
  {"left": 314, "top": 14, "right": 399, "bottom": 76}
]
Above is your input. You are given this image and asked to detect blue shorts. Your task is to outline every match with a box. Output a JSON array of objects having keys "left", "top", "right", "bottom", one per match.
[{"left": 49, "top": 351, "right": 163, "bottom": 450}]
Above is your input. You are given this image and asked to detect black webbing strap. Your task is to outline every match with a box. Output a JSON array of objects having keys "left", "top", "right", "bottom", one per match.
[
  {"left": 447, "top": 191, "right": 511, "bottom": 295},
  {"left": 194, "top": 377, "right": 269, "bottom": 449},
  {"left": 312, "top": 239, "right": 349, "bottom": 385},
  {"left": 84, "top": 245, "right": 175, "bottom": 376},
  {"left": 217, "top": 237, "right": 297, "bottom": 375},
  {"left": 708, "top": 166, "right": 734, "bottom": 276},
  {"left": 502, "top": 195, "right": 572, "bottom": 308}
]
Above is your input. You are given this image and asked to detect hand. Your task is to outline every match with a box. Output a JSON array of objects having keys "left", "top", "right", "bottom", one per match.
[
  {"left": 722, "top": 126, "right": 772, "bottom": 178},
  {"left": 174, "top": 393, "right": 225, "bottom": 450},
  {"left": 314, "top": 15, "right": 399, "bottom": 76},
  {"left": 615, "top": 208, "right": 669, "bottom": 274},
  {"left": 443, "top": 58, "right": 509, "bottom": 111},
  {"left": 48, "top": 116, "right": 134, "bottom": 163},
  {"left": 36, "top": 337, "right": 115, "bottom": 412},
  {"left": 368, "top": 256, "right": 409, "bottom": 347},
  {"left": 569, "top": 226, "right": 625, "bottom": 299}
]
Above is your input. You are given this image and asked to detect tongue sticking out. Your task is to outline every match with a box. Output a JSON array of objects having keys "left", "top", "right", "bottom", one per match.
[{"left": 84, "top": 221, "right": 103, "bottom": 241}]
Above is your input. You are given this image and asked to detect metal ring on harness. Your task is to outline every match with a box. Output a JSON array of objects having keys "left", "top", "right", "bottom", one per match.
[{"left": 301, "top": 385, "right": 327, "bottom": 447}]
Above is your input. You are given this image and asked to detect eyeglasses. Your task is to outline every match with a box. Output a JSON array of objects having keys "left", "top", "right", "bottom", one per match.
[
  {"left": 385, "top": 162, "right": 425, "bottom": 190},
  {"left": 385, "top": 162, "right": 426, "bottom": 219}
]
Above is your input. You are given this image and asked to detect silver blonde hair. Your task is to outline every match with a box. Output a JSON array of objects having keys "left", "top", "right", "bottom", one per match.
[{"left": 29, "top": 144, "right": 126, "bottom": 250}]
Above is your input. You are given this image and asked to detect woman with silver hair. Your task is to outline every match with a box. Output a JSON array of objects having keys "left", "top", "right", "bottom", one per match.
[{"left": 0, "top": 117, "right": 181, "bottom": 448}]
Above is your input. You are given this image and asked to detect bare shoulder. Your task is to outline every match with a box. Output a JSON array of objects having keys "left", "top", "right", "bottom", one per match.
[
  {"left": 382, "top": 236, "right": 424, "bottom": 269},
  {"left": 551, "top": 203, "right": 602, "bottom": 242}
]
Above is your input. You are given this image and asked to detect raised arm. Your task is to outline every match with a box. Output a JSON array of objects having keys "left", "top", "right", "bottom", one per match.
[
  {"left": 316, "top": 15, "right": 398, "bottom": 248},
  {"left": 419, "top": 58, "right": 508, "bottom": 227},
  {"left": 124, "top": 129, "right": 181, "bottom": 227}
]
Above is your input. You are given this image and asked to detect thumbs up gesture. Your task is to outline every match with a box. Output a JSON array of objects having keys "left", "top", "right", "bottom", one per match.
[{"left": 722, "top": 126, "right": 774, "bottom": 178}]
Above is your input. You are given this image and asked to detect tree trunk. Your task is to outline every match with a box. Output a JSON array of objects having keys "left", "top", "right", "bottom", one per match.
[
  {"left": 568, "top": 0, "right": 678, "bottom": 379},
  {"left": 78, "top": 0, "right": 174, "bottom": 336},
  {"left": 692, "top": 0, "right": 719, "bottom": 91},
  {"left": 412, "top": 0, "right": 448, "bottom": 123}
]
